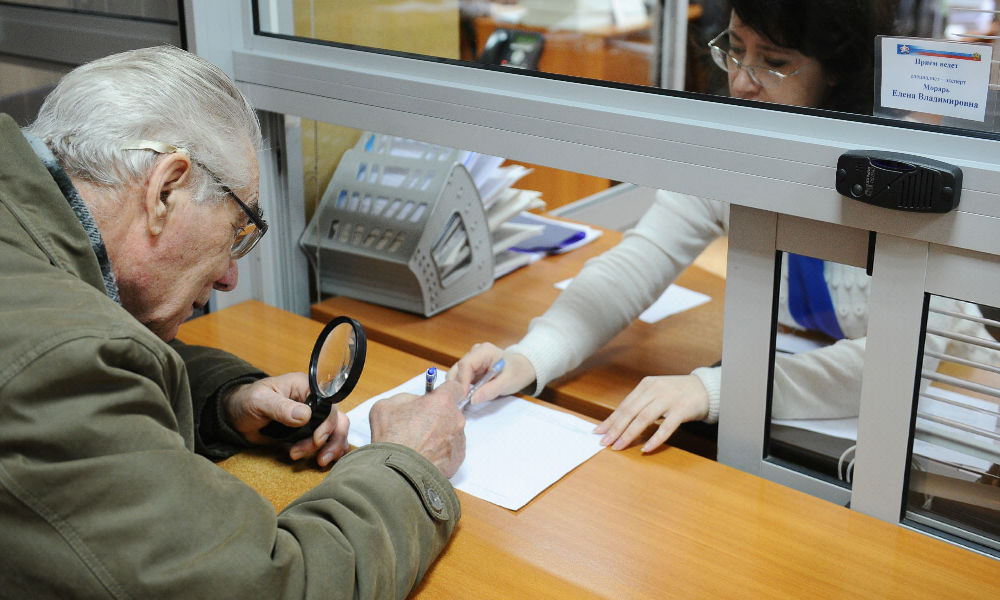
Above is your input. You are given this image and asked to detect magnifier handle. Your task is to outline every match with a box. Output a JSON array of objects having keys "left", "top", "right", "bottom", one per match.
[
  {"left": 259, "top": 419, "right": 312, "bottom": 442},
  {"left": 259, "top": 394, "right": 321, "bottom": 443}
]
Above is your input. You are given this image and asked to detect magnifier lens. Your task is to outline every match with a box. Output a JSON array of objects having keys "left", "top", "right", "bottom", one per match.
[
  {"left": 259, "top": 316, "right": 366, "bottom": 442},
  {"left": 315, "top": 323, "right": 357, "bottom": 398}
]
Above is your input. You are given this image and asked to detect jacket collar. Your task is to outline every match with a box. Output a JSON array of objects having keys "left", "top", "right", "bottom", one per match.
[{"left": 21, "top": 128, "right": 121, "bottom": 305}]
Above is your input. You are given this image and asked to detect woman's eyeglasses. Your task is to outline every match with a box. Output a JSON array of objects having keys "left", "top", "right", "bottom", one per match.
[
  {"left": 707, "top": 29, "right": 806, "bottom": 89},
  {"left": 122, "top": 140, "right": 267, "bottom": 259}
]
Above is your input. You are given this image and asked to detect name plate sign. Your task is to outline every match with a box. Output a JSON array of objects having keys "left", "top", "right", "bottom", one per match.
[{"left": 879, "top": 37, "right": 993, "bottom": 122}]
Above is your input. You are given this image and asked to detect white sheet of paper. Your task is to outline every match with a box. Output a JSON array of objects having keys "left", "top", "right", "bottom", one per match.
[
  {"left": 555, "top": 278, "right": 711, "bottom": 323},
  {"left": 494, "top": 249, "right": 545, "bottom": 279},
  {"left": 611, "top": 0, "right": 648, "bottom": 27},
  {"left": 347, "top": 372, "right": 605, "bottom": 510},
  {"left": 774, "top": 331, "right": 827, "bottom": 355}
]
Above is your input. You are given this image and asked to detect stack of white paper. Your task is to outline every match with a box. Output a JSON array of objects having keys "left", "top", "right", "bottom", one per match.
[
  {"left": 519, "top": 0, "right": 614, "bottom": 30},
  {"left": 346, "top": 372, "right": 605, "bottom": 510}
]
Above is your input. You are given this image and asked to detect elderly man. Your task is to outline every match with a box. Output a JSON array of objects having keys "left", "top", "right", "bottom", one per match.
[{"left": 0, "top": 46, "right": 466, "bottom": 598}]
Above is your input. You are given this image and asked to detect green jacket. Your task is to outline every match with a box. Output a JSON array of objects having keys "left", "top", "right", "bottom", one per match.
[{"left": 0, "top": 114, "right": 459, "bottom": 599}]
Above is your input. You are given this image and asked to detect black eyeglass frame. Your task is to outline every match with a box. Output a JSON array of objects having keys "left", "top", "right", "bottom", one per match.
[
  {"left": 121, "top": 139, "right": 268, "bottom": 259},
  {"left": 213, "top": 179, "right": 269, "bottom": 259}
]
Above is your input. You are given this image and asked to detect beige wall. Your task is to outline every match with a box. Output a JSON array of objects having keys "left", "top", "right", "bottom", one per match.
[
  {"left": 293, "top": 0, "right": 460, "bottom": 219},
  {"left": 293, "top": 0, "right": 459, "bottom": 57}
]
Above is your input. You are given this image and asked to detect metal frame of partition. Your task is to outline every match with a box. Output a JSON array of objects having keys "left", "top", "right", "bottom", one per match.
[{"left": 0, "top": 2, "right": 182, "bottom": 64}]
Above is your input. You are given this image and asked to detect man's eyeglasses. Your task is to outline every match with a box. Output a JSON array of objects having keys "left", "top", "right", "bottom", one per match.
[
  {"left": 121, "top": 140, "right": 268, "bottom": 259},
  {"left": 707, "top": 29, "right": 806, "bottom": 90}
]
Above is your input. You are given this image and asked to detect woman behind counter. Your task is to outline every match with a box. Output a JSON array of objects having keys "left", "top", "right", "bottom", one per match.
[{"left": 450, "top": 0, "right": 993, "bottom": 453}]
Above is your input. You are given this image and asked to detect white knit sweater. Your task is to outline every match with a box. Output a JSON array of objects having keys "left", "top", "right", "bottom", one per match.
[{"left": 507, "top": 190, "right": 991, "bottom": 423}]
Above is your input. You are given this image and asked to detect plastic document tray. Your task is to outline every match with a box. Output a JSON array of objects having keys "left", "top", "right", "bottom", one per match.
[{"left": 301, "top": 140, "right": 493, "bottom": 317}]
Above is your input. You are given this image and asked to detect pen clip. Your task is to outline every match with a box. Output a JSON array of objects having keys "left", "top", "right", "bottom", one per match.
[{"left": 425, "top": 366, "right": 437, "bottom": 394}]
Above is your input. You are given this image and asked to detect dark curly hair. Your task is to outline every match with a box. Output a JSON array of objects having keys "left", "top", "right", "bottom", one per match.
[{"left": 727, "top": 0, "right": 899, "bottom": 114}]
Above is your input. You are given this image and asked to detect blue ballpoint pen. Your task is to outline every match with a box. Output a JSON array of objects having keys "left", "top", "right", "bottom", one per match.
[
  {"left": 458, "top": 358, "right": 504, "bottom": 411},
  {"left": 425, "top": 366, "right": 437, "bottom": 393}
]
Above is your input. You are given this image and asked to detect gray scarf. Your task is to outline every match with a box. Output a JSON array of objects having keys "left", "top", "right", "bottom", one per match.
[{"left": 23, "top": 132, "right": 121, "bottom": 305}]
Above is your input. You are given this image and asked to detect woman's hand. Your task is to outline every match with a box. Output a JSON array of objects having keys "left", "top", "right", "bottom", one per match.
[
  {"left": 594, "top": 374, "right": 709, "bottom": 453},
  {"left": 448, "top": 342, "right": 536, "bottom": 405}
]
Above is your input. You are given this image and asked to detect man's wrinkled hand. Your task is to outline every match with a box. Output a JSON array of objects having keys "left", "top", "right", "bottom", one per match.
[
  {"left": 225, "top": 373, "right": 350, "bottom": 467},
  {"left": 369, "top": 380, "right": 467, "bottom": 477}
]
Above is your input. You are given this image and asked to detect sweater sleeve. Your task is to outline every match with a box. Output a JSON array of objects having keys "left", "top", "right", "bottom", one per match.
[
  {"left": 770, "top": 337, "right": 867, "bottom": 420},
  {"left": 508, "top": 190, "right": 729, "bottom": 394},
  {"left": 691, "top": 366, "right": 722, "bottom": 423},
  {"left": 769, "top": 291, "right": 998, "bottom": 420}
]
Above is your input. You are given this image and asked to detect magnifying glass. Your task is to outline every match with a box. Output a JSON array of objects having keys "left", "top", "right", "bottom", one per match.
[{"left": 260, "top": 316, "right": 366, "bottom": 442}]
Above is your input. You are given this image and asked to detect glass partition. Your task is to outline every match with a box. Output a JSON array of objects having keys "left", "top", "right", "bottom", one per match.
[
  {"left": 766, "top": 251, "right": 871, "bottom": 492},
  {"left": 298, "top": 119, "right": 628, "bottom": 273},
  {"left": 266, "top": 0, "right": 997, "bottom": 271},
  {"left": 0, "top": 56, "right": 69, "bottom": 125},
  {"left": 1, "top": 1, "right": 178, "bottom": 21},
  {"left": 905, "top": 295, "right": 1000, "bottom": 553},
  {"left": 256, "top": 0, "right": 1000, "bottom": 131},
  {"left": 293, "top": 115, "right": 725, "bottom": 455},
  {"left": 261, "top": 0, "right": 667, "bottom": 86},
  {"left": 0, "top": 1, "right": 182, "bottom": 124},
  {"left": 300, "top": 120, "right": 612, "bottom": 215}
]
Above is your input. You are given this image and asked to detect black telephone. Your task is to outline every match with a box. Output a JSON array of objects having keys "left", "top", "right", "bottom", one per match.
[{"left": 478, "top": 28, "right": 545, "bottom": 69}]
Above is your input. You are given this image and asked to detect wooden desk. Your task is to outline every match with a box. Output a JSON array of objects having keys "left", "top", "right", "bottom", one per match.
[
  {"left": 312, "top": 227, "right": 726, "bottom": 423},
  {"left": 178, "top": 300, "right": 1000, "bottom": 599}
]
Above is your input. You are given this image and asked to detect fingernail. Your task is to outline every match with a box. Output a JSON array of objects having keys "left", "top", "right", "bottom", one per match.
[
  {"left": 315, "top": 432, "right": 330, "bottom": 446},
  {"left": 292, "top": 405, "right": 309, "bottom": 421},
  {"left": 320, "top": 451, "right": 334, "bottom": 465},
  {"left": 600, "top": 435, "right": 611, "bottom": 446},
  {"left": 289, "top": 448, "right": 303, "bottom": 461}
]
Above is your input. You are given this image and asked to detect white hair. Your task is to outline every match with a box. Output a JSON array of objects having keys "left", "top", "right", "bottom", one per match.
[{"left": 25, "top": 45, "right": 262, "bottom": 205}]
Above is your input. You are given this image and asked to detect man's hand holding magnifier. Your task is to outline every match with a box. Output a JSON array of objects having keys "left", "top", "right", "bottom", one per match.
[{"left": 225, "top": 373, "right": 351, "bottom": 467}]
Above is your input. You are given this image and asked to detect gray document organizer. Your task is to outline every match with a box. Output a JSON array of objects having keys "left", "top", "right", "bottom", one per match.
[{"left": 300, "top": 138, "right": 494, "bottom": 316}]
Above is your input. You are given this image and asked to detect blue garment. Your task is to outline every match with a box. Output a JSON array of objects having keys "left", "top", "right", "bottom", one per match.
[{"left": 786, "top": 253, "right": 844, "bottom": 340}]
